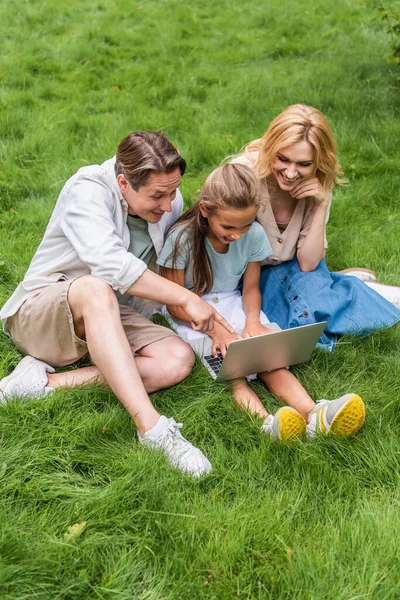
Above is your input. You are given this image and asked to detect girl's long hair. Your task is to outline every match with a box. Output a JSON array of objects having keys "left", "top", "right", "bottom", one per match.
[
  {"left": 244, "top": 104, "right": 345, "bottom": 191},
  {"left": 162, "top": 163, "right": 261, "bottom": 296}
]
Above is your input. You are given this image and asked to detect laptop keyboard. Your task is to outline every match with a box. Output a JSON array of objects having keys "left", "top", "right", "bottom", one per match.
[{"left": 203, "top": 352, "right": 223, "bottom": 375}]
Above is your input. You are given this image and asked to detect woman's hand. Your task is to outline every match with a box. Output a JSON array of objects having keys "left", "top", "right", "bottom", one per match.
[
  {"left": 210, "top": 330, "right": 243, "bottom": 358},
  {"left": 289, "top": 177, "right": 329, "bottom": 207}
]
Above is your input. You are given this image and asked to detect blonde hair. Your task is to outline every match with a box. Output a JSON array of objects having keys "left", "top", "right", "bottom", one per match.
[
  {"left": 164, "top": 163, "right": 261, "bottom": 296},
  {"left": 245, "top": 104, "right": 345, "bottom": 190}
]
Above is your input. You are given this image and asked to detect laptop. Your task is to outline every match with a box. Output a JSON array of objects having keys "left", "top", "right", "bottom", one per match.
[{"left": 190, "top": 321, "right": 327, "bottom": 381}]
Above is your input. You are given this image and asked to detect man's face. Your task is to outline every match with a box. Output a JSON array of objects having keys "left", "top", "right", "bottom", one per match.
[{"left": 117, "top": 168, "right": 181, "bottom": 223}]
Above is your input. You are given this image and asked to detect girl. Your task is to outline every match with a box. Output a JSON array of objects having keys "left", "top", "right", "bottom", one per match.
[
  {"left": 232, "top": 104, "right": 400, "bottom": 352},
  {"left": 157, "top": 164, "right": 365, "bottom": 441}
]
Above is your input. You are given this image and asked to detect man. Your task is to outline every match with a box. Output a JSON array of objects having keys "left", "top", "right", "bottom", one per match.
[{"left": 0, "top": 131, "right": 232, "bottom": 477}]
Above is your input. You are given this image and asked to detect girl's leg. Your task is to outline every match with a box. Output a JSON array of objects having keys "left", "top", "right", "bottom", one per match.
[
  {"left": 230, "top": 377, "right": 307, "bottom": 441},
  {"left": 230, "top": 377, "right": 269, "bottom": 418},
  {"left": 258, "top": 368, "right": 366, "bottom": 437},
  {"left": 258, "top": 368, "right": 315, "bottom": 422}
]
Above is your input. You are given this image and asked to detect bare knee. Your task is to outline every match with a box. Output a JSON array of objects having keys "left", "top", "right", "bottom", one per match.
[
  {"left": 69, "top": 276, "right": 118, "bottom": 318},
  {"left": 68, "top": 276, "right": 119, "bottom": 338},
  {"left": 148, "top": 337, "right": 195, "bottom": 386},
  {"left": 260, "top": 367, "right": 288, "bottom": 384},
  {"left": 167, "top": 338, "right": 195, "bottom": 383}
]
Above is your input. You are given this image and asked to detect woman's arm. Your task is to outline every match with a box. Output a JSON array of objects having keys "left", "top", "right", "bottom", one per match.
[
  {"left": 290, "top": 178, "right": 330, "bottom": 272},
  {"left": 296, "top": 203, "right": 328, "bottom": 271}
]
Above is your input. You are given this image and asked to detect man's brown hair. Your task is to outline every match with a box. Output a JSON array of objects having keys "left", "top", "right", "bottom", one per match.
[{"left": 115, "top": 131, "right": 186, "bottom": 190}]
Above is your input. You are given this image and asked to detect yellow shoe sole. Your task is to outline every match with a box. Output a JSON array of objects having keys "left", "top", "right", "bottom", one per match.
[
  {"left": 275, "top": 407, "right": 307, "bottom": 442},
  {"left": 327, "top": 394, "right": 365, "bottom": 437}
]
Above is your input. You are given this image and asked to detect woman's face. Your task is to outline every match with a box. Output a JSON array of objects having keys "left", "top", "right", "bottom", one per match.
[{"left": 271, "top": 140, "right": 316, "bottom": 192}]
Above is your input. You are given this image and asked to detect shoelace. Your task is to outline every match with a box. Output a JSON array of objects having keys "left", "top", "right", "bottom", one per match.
[
  {"left": 159, "top": 420, "right": 196, "bottom": 460},
  {"left": 314, "top": 399, "right": 329, "bottom": 408},
  {"left": 307, "top": 400, "right": 330, "bottom": 434}
]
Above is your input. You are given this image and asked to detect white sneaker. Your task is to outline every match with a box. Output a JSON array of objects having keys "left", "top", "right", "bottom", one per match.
[
  {"left": 262, "top": 407, "right": 306, "bottom": 441},
  {"left": 338, "top": 268, "right": 377, "bottom": 282},
  {"left": 306, "top": 393, "right": 365, "bottom": 438},
  {"left": 0, "top": 356, "right": 55, "bottom": 403},
  {"left": 365, "top": 282, "right": 400, "bottom": 309},
  {"left": 138, "top": 416, "right": 212, "bottom": 477}
]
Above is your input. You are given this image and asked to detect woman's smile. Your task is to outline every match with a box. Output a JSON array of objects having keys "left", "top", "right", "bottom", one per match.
[
  {"left": 272, "top": 140, "right": 315, "bottom": 190},
  {"left": 277, "top": 171, "right": 300, "bottom": 186}
]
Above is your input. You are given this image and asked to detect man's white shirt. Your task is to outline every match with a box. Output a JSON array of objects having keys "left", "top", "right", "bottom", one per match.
[{"left": 0, "top": 157, "right": 183, "bottom": 327}]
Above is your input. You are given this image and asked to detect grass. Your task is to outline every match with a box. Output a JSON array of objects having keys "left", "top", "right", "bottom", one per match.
[{"left": 1, "top": 0, "right": 400, "bottom": 597}]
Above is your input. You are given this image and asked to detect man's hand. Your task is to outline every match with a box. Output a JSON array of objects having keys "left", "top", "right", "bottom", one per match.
[
  {"left": 182, "top": 295, "right": 234, "bottom": 335},
  {"left": 127, "top": 269, "right": 234, "bottom": 334}
]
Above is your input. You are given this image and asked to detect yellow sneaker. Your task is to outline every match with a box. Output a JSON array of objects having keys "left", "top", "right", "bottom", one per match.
[
  {"left": 306, "top": 393, "right": 365, "bottom": 438},
  {"left": 262, "top": 407, "right": 306, "bottom": 441}
]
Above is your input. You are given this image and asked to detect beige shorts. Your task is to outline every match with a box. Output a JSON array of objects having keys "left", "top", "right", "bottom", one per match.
[{"left": 5, "top": 280, "right": 176, "bottom": 367}]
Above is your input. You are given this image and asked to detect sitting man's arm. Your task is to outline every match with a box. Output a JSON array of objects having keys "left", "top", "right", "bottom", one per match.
[
  {"left": 128, "top": 268, "right": 233, "bottom": 334},
  {"left": 60, "top": 181, "right": 232, "bottom": 333}
]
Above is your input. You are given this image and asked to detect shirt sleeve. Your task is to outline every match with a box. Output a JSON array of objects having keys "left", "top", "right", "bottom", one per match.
[
  {"left": 230, "top": 150, "right": 259, "bottom": 169},
  {"left": 297, "top": 196, "right": 331, "bottom": 250},
  {"left": 60, "top": 178, "right": 147, "bottom": 294},
  {"left": 156, "top": 226, "right": 191, "bottom": 270},
  {"left": 248, "top": 222, "right": 273, "bottom": 262}
]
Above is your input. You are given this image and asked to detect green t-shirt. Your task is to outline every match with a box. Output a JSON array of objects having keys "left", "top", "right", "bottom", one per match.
[{"left": 116, "top": 215, "right": 156, "bottom": 305}]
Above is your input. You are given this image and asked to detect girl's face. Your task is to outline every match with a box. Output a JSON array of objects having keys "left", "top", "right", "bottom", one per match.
[
  {"left": 271, "top": 140, "right": 316, "bottom": 191},
  {"left": 200, "top": 203, "right": 258, "bottom": 247}
]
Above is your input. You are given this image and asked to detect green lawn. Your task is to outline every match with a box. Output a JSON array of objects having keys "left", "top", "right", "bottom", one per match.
[{"left": 1, "top": 0, "right": 400, "bottom": 598}]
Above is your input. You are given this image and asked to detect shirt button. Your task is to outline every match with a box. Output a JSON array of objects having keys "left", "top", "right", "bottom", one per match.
[
  {"left": 277, "top": 238, "right": 283, "bottom": 244},
  {"left": 212, "top": 296, "right": 219, "bottom": 304},
  {"left": 303, "top": 311, "right": 309, "bottom": 317},
  {"left": 293, "top": 295, "right": 299, "bottom": 300}
]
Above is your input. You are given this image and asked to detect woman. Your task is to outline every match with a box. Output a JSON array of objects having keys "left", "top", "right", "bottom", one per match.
[{"left": 232, "top": 104, "right": 400, "bottom": 351}]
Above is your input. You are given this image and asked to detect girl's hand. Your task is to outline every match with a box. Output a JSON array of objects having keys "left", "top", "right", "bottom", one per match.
[
  {"left": 289, "top": 177, "right": 329, "bottom": 207},
  {"left": 211, "top": 331, "right": 243, "bottom": 358},
  {"left": 242, "top": 321, "right": 276, "bottom": 338}
]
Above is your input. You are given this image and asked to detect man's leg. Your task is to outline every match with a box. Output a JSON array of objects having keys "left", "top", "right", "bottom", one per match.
[
  {"left": 1, "top": 276, "right": 211, "bottom": 476},
  {"left": 2, "top": 276, "right": 189, "bottom": 429},
  {"left": 47, "top": 300, "right": 195, "bottom": 393},
  {"left": 66, "top": 276, "right": 166, "bottom": 436},
  {"left": 134, "top": 337, "right": 194, "bottom": 391},
  {"left": 47, "top": 337, "right": 194, "bottom": 393}
]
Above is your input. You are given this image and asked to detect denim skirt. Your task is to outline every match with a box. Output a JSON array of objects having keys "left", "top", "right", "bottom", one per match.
[{"left": 260, "top": 258, "right": 400, "bottom": 352}]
